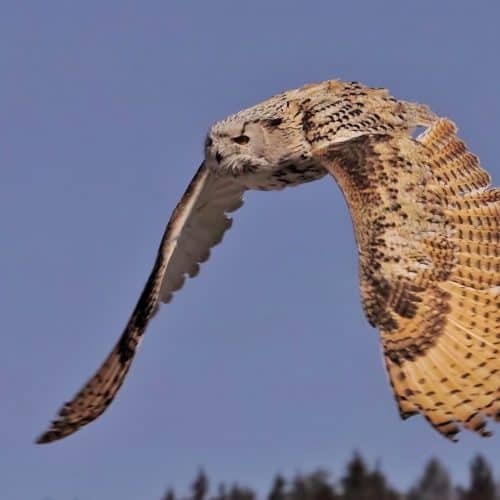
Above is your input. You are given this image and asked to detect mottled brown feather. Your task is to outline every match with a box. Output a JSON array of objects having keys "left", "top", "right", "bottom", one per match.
[
  {"left": 37, "top": 79, "right": 499, "bottom": 445},
  {"left": 315, "top": 119, "right": 499, "bottom": 440},
  {"left": 36, "top": 165, "right": 245, "bottom": 443}
]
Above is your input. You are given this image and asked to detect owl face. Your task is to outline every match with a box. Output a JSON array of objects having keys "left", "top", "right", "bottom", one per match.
[
  {"left": 205, "top": 119, "right": 270, "bottom": 176},
  {"left": 205, "top": 102, "right": 311, "bottom": 183}
]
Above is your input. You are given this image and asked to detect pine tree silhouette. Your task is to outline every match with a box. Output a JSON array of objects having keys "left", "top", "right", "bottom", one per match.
[
  {"left": 289, "top": 470, "right": 338, "bottom": 500},
  {"left": 407, "top": 458, "right": 452, "bottom": 500},
  {"left": 365, "top": 466, "right": 400, "bottom": 500},
  {"left": 226, "top": 484, "right": 255, "bottom": 500},
  {"left": 191, "top": 469, "right": 209, "bottom": 500},
  {"left": 341, "top": 453, "right": 369, "bottom": 499},
  {"left": 464, "top": 455, "right": 496, "bottom": 500},
  {"left": 162, "top": 488, "right": 176, "bottom": 500},
  {"left": 161, "top": 453, "right": 497, "bottom": 500},
  {"left": 268, "top": 475, "right": 286, "bottom": 500}
]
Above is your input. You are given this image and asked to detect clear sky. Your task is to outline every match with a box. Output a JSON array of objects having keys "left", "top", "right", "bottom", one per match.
[{"left": 2, "top": 1, "right": 499, "bottom": 499}]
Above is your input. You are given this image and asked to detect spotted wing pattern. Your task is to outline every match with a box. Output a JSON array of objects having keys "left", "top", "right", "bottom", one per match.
[
  {"left": 37, "top": 164, "right": 245, "bottom": 443},
  {"left": 315, "top": 119, "right": 499, "bottom": 439}
]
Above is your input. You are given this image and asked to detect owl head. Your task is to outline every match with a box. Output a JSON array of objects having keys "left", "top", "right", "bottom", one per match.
[{"left": 204, "top": 95, "right": 312, "bottom": 187}]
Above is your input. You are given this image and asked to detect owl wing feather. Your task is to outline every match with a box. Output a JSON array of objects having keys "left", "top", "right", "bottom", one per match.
[
  {"left": 36, "top": 163, "right": 245, "bottom": 443},
  {"left": 314, "top": 119, "right": 499, "bottom": 440}
]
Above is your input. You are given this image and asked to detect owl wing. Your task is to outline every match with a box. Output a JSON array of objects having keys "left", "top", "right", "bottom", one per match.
[
  {"left": 37, "top": 163, "right": 245, "bottom": 443},
  {"left": 314, "top": 119, "right": 499, "bottom": 440}
]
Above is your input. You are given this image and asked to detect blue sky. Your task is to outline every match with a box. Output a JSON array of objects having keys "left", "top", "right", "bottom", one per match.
[{"left": 2, "top": 1, "right": 499, "bottom": 498}]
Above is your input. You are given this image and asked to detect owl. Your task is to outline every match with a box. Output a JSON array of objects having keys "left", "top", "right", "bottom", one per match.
[{"left": 37, "top": 79, "right": 499, "bottom": 444}]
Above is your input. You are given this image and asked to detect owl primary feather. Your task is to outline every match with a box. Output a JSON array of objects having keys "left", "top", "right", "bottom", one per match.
[{"left": 37, "top": 79, "right": 499, "bottom": 444}]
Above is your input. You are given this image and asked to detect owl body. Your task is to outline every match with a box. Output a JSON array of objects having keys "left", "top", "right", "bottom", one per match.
[
  {"left": 206, "top": 80, "right": 435, "bottom": 190},
  {"left": 37, "top": 79, "right": 499, "bottom": 444}
]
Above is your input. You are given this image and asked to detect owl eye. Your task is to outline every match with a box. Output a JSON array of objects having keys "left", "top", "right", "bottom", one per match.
[{"left": 232, "top": 135, "right": 250, "bottom": 145}]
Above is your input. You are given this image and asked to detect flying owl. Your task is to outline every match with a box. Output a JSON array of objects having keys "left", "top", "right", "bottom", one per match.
[{"left": 37, "top": 79, "right": 499, "bottom": 444}]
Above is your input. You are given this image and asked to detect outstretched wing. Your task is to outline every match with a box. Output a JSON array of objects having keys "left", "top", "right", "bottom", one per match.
[
  {"left": 314, "top": 119, "right": 499, "bottom": 440},
  {"left": 37, "top": 163, "right": 245, "bottom": 443}
]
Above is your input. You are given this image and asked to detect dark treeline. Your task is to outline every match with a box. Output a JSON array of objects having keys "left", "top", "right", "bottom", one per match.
[{"left": 163, "top": 453, "right": 499, "bottom": 500}]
